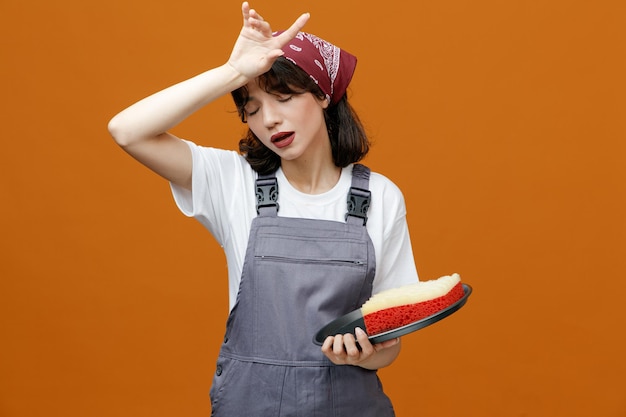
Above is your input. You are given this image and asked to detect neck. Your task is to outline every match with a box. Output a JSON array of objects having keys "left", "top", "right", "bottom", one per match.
[{"left": 281, "top": 159, "right": 342, "bottom": 194}]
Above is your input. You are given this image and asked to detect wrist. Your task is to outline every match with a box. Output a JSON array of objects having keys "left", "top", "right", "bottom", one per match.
[
  {"left": 358, "top": 339, "right": 401, "bottom": 370},
  {"left": 215, "top": 62, "right": 251, "bottom": 90}
]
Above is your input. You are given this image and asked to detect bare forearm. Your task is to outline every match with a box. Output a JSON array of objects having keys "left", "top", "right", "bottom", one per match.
[
  {"left": 105, "top": 2, "right": 309, "bottom": 187},
  {"left": 108, "top": 1, "right": 309, "bottom": 149},
  {"left": 108, "top": 63, "right": 247, "bottom": 146}
]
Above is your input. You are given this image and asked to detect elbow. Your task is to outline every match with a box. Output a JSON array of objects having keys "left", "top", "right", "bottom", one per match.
[
  {"left": 107, "top": 114, "right": 136, "bottom": 148},
  {"left": 107, "top": 114, "right": 127, "bottom": 147}
]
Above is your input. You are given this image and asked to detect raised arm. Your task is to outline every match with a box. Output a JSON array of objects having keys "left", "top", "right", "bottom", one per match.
[{"left": 107, "top": 2, "right": 309, "bottom": 189}]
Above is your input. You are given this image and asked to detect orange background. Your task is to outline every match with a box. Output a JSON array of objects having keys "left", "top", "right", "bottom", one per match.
[{"left": 1, "top": 0, "right": 625, "bottom": 416}]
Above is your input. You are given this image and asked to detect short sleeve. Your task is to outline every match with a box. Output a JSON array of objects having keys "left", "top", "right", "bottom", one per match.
[
  {"left": 367, "top": 173, "right": 420, "bottom": 294},
  {"left": 169, "top": 140, "right": 256, "bottom": 246}
]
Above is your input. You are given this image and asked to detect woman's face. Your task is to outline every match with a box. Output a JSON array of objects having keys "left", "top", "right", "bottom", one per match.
[{"left": 243, "top": 80, "right": 330, "bottom": 162}]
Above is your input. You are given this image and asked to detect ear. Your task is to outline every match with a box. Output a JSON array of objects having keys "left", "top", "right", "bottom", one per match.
[{"left": 320, "top": 96, "right": 330, "bottom": 109}]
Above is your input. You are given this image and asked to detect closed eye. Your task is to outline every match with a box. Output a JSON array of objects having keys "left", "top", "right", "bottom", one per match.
[
  {"left": 243, "top": 100, "right": 259, "bottom": 117},
  {"left": 243, "top": 93, "right": 295, "bottom": 119}
]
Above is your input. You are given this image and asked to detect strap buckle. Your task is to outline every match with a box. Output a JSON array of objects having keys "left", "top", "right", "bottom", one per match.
[
  {"left": 256, "top": 177, "right": 279, "bottom": 214},
  {"left": 345, "top": 187, "right": 371, "bottom": 225}
]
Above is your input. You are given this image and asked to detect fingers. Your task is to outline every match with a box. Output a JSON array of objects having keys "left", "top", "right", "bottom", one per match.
[
  {"left": 321, "top": 335, "right": 351, "bottom": 358},
  {"left": 321, "top": 335, "right": 333, "bottom": 351},
  {"left": 241, "top": 2, "right": 265, "bottom": 22},
  {"left": 241, "top": 2, "right": 250, "bottom": 24},
  {"left": 339, "top": 333, "right": 360, "bottom": 357},
  {"left": 284, "top": 12, "right": 311, "bottom": 37},
  {"left": 248, "top": 8, "right": 270, "bottom": 33},
  {"left": 321, "top": 328, "right": 378, "bottom": 365},
  {"left": 274, "top": 12, "right": 310, "bottom": 47},
  {"left": 322, "top": 334, "right": 359, "bottom": 364},
  {"left": 249, "top": 7, "right": 265, "bottom": 22},
  {"left": 354, "top": 327, "right": 373, "bottom": 355},
  {"left": 242, "top": 1, "right": 309, "bottom": 44},
  {"left": 241, "top": 3, "right": 272, "bottom": 36}
]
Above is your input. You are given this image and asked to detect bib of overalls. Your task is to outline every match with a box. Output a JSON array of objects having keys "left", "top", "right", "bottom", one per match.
[{"left": 209, "top": 164, "right": 395, "bottom": 417}]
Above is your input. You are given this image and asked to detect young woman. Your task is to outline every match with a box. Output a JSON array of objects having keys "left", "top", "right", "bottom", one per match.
[{"left": 108, "top": 2, "right": 419, "bottom": 415}]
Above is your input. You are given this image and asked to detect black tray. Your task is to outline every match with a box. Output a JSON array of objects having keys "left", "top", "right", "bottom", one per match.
[{"left": 313, "top": 283, "right": 472, "bottom": 345}]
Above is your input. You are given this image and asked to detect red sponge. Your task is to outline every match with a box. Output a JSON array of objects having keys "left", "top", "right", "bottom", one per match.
[{"left": 362, "top": 275, "right": 465, "bottom": 336}]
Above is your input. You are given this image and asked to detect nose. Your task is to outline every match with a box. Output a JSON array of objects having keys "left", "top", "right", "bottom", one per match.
[{"left": 261, "top": 101, "right": 281, "bottom": 128}]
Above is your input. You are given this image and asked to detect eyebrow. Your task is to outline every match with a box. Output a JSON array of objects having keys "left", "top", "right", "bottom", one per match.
[
  {"left": 242, "top": 96, "right": 256, "bottom": 109},
  {"left": 244, "top": 94, "right": 259, "bottom": 104},
  {"left": 243, "top": 90, "right": 289, "bottom": 109}
]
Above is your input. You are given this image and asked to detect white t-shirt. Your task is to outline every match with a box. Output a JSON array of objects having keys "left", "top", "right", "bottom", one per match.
[{"left": 171, "top": 141, "right": 419, "bottom": 311}]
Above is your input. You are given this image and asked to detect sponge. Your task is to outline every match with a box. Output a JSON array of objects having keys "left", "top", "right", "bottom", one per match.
[{"left": 361, "top": 274, "right": 465, "bottom": 336}]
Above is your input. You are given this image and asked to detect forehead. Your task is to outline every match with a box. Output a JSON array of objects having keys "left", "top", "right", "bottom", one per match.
[
  {"left": 243, "top": 79, "right": 290, "bottom": 103},
  {"left": 242, "top": 83, "right": 266, "bottom": 106},
  {"left": 245, "top": 80, "right": 263, "bottom": 97}
]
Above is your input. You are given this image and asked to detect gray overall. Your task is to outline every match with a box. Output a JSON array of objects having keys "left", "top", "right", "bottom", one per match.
[{"left": 209, "top": 164, "right": 395, "bottom": 416}]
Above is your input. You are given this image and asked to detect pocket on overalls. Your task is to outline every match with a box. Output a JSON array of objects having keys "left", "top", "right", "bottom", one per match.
[{"left": 252, "top": 255, "right": 370, "bottom": 358}]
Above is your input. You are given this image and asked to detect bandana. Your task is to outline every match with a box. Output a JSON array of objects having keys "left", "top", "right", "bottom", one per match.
[{"left": 275, "top": 31, "right": 357, "bottom": 104}]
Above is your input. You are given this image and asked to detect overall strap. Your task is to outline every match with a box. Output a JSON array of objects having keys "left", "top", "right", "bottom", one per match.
[
  {"left": 346, "top": 164, "right": 371, "bottom": 226},
  {"left": 255, "top": 165, "right": 372, "bottom": 223},
  {"left": 255, "top": 172, "right": 279, "bottom": 217}
]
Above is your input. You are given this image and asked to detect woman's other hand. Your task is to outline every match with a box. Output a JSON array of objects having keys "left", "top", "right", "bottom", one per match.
[{"left": 321, "top": 327, "right": 401, "bottom": 370}]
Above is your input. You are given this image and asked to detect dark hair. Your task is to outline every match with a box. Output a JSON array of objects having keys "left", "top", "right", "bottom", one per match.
[{"left": 232, "top": 57, "right": 369, "bottom": 175}]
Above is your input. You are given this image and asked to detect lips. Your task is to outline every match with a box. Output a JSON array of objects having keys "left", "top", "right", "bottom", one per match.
[{"left": 270, "top": 131, "right": 295, "bottom": 149}]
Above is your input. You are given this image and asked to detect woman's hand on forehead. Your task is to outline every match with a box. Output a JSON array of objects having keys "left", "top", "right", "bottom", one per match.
[{"left": 227, "top": 2, "right": 310, "bottom": 80}]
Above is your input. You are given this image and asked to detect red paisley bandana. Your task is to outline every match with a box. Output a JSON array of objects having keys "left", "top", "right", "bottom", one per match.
[{"left": 275, "top": 31, "right": 357, "bottom": 104}]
